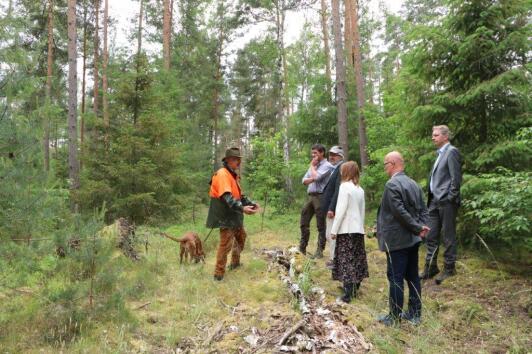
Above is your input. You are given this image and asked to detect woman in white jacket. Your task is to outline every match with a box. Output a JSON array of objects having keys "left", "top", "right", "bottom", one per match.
[{"left": 330, "top": 161, "right": 369, "bottom": 303}]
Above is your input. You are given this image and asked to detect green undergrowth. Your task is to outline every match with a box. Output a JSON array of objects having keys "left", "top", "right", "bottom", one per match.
[{"left": 0, "top": 209, "right": 530, "bottom": 352}]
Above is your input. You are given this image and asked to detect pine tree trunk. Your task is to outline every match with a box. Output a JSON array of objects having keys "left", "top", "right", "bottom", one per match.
[
  {"left": 134, "top": 0, "right": 144, "bottom": 125},
  {"left": 102, "top": 0, "right": 109, "bottom": 143},
  {"left": 275, "top": 0, "right": 293, "bottom": 195},
  {"left": 211, "top": 1, "right": 225, "bottom": 171},
  {"left": 320, "top": 0, "right": 332, "bottom": 91},
  {"left": 331, "top": 0, "right": 349, "bottom": 158},
  {"left": 93, "top": 0, "right": 100, "bottom": 116},
  {"left": 137, "top": 0, "right": 143, "bottom": 59},
  {"left": 80, "top": 0, "right": 88, "bottom": 169},
  {"left": 162, "top": 0, "right": 171, "bottom": 70},
  {"left": 44, "top": 0, "right": 54, "bottom": 172},
  {"left": 67, "top": 0, "right": 80, "bottom": 194},
  {"left": 350, "top": 0, "right": 369, "bottom": 167},
  {"left": 344, "top": 0, "right": 354, "bottom": 67}
]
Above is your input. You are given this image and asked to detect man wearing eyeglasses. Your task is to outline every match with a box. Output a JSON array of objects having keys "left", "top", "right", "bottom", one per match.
[{"left": 377, "top": 151, "right": 429, "bottom": 326}]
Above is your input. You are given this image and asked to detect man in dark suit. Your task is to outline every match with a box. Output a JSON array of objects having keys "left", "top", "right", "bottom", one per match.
[
  {"left": 377, "top": 151, "right": 429, "bottom": 326},
  {"left": 421, "top": 125, "right": 462, "bottom": 284},
  {"left": 321, "top": 145, "right": 344, "bottom": 268}
]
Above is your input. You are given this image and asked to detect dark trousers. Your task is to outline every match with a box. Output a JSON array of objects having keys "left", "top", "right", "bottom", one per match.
[
  {"left": 299, "top": 194, "right": 326, "bottom": 252},
  {"left": 386, "top": 243, "right": 422, "bottom": 317},
  {"left": 425, "top": 200, "right": 458, "bottom": 268}
]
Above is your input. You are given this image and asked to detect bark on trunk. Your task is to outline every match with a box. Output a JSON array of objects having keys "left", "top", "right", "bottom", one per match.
[
  {"left": 44, "top": 0, "right": 54, "bottom": 172},
  {"left": 331, "top": 0, "right": 349, "bottom": 158},
  {"left": 67, "top": 0, "right": 80, "bottom": 194},
  {"left": 162, "top": 0, "right": 171, "bottom": 70},
  {"left": 80, "top": 0, "right": 87, "bottom": 169},
  {"left": 134, "top": 0, "right": 144, "bottom": 125},
  {"left": 319, "top": 0, "right": 332, "bottom": 91},
  {"left": 275, "top": 1, "right": 293, "bottom": 195},
  {"left": 350, "top": 0, "right": 369, "bottom": 167},
  {"left": 102, "top": 0, "right": 109, "bottom": 143},
  {"left": 344, "top": 0, "right": 354, "bottom": 67},
  {"left": 211, "top": 1, "right": 225, "bottom": 170},
  {"left": 137, "top": 0, "right": 143, "bottom": 59},
  {"left": 93, "top": 0, "right": 100, "bottom": 116}
]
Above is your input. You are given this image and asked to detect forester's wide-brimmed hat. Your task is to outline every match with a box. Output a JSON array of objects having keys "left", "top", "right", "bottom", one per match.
[{"left": 222, "top": 147, "right": 242, "bottom": 161}]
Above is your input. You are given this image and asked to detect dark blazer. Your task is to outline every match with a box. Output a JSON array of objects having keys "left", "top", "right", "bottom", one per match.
[
  {"left": 377, "top": 172, "right": 428, "bottom": 252},
  {"left": 428, "top": 144, "right": 462, "bottom": 206},
  {"left": 320, "top": 161, "right": 344, "bottom": 213}
]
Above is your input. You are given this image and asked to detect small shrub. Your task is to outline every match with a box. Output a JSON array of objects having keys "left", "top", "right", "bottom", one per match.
[{"left": 460, "top": 168, "right": 531, "bottom": 256}]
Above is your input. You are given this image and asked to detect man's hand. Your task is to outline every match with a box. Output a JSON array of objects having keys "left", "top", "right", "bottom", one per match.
[
  {"left": 419, "top": 225, "right": 430, "bottom": 238},
  {"left": 243, "top": 205, "right": 257, "bottom": 215},
  {"left": 303, "top": 177, "right": 314, "bottom": 185},
  {"left": 311, "top": 156, "right": 319, "bottom": 167},
  {"left": 327, "top": 211, "right": 335, "bottom": 219}
]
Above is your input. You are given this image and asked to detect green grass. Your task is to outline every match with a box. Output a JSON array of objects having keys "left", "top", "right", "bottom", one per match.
[{"left": 0, "top": 208, "right": 530, "bottom": 352}]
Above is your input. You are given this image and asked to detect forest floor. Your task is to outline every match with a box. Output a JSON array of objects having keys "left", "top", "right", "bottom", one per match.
[{"left": 3, "top": 211, "right": 531, "bottom": 353}]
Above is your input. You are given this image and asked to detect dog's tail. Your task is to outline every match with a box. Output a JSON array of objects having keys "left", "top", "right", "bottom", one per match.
[{"left": 160, "top": 232, "right": 185, "bottom": 243}]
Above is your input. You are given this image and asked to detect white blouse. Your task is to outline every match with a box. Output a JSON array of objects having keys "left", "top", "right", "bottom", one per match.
[{"left": 330, "top": 181, "right": 365, "bottom": 235}]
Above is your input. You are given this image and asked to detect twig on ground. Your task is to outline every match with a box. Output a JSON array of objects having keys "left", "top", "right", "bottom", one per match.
[
  {"left": 135, "top": 302, "right": 151, "bottom": 310},
  {"left": 278, "top": 319, "right": 305, "bottom": 346},
  {"left": 204, "top": 321, "right": 225, "bottom": 346}
]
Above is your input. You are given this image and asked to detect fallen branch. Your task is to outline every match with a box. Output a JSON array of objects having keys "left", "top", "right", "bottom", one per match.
[
  {"left": 135, "top": 302, "right": 151, "bottom": 310},
  {"left": 278, "top": 319, "right": 305, "bottom": 346},
  {"left": 260, "top": 247, "right": 372, "bottom": 352},
  {"left": 204, "top": 321, "right": 225, "bottom": 346}
]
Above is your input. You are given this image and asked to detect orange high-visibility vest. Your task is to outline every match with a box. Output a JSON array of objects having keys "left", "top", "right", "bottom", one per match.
[{"left": 209, "top": 167, "right": 242, "bottom": 199}]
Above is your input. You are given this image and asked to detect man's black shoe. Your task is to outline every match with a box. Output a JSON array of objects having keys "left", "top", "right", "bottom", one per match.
[
  {"left": 420, "top": 264, "right": 439, "bottom": 280},
  {"left": 377, "top": 314, "right": 400, "bottom": 327},
  {"left": 228, "top": 263, "right": 242, "bottom": 270},
  {"left": 400, "top": 312, "right": 421, "bottom": 326},
  {"left": 213, "top": 275, "right": 223, "bottom": 281},
  {"left": 435, "top": 266, "right": 456, "bottom": 285}
]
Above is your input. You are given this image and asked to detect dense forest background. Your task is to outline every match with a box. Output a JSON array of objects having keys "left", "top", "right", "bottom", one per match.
[{"left": 0, "top": 0, "right": 530, "bottom": 351}]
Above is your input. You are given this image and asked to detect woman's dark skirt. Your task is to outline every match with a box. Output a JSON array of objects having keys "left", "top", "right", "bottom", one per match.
[{"left": 332, "top": 233, "right": 369, "bottom": 284}]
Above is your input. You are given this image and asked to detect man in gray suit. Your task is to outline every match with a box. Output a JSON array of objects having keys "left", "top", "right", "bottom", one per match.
[
  {"left": 421, "top": 125, "right": 462, "bottom": 284},
  {"left": 377, "top": 151, "right": 429, "bottom": 326}
]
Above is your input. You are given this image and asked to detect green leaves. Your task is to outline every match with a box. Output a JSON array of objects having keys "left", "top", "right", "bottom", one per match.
[{"left": 461, "top": 169, "right": 532, "bottom": 251}]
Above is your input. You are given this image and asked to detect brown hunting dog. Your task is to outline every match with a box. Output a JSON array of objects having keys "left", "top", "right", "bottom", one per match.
[
  {"left": 162, "top": 232, "right": 205, "bottom": 264},
  {"left": 181, "top": 232, "right": 205, "bottom": 264}
]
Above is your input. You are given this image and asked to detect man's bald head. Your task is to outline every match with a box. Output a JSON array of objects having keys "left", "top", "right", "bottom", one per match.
[{"left": 384, "top": 151, "right": 405, "bottom": 177}]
